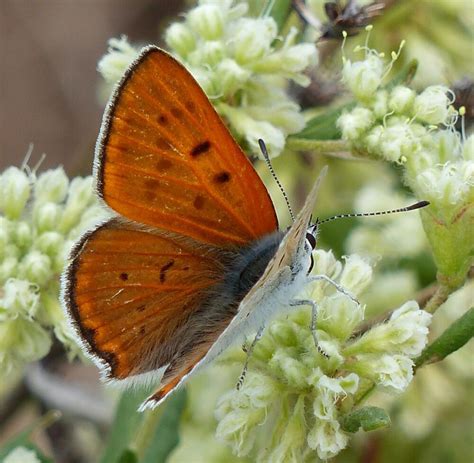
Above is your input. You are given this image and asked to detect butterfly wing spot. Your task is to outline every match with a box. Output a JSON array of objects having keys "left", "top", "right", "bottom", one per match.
[
  {"left": 119, "top": 272, "right": 129, "bottom": 281},
  {"left": 213, "top": 171, "right": 231, "bottom": 184},
  {"left": 156, "top": 159, "right": 173, "bottom": 171},
  {"left": 171, "top": 107, "right": 184, "bottom": 119},
  {"left": 157, "top": 114, "right": 168, "bottom": 125},
  {"left": 144, "top": 179, "right": 160, "bottom": 190},
  {"left": 190, "top": 140, "right": 211, "bottom": 157},
  {"left": 193, "top": 195, "right": 205, "bottom": 210},
  {"left": 185, "top": 100, "right": 196, "bottom": 113},
  {"left": 159, "top": 259, "right": 175, "bottom": 283}
]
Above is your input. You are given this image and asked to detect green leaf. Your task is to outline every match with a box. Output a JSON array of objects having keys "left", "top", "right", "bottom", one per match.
[
  {"left": 141, "top": 389, "right": 187, "bottom": 463},
  {"left": 288, "top": 59, "right": 419, "bottom": 143},
  {"left": 117, "top": 449, "right": 138, "bottom": 463},
  {"left": 100, "top": 388, "right": 150, "bottom": 463},
  {"left": 415, "top": 306, "right": 474, "bottom": 368},
  {"left": 265, "top": 0, "right": 293, "bottom": 31},
  {"left": 340, "top": 406, "right": 391, "bottom": 433}
]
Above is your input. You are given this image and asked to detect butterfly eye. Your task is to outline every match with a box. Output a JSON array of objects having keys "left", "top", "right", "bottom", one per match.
[
  {"left": 306, "top": 232, "right": 317, "bottom": 249},
  {"left": 308, "top": 253, "right": 314, "bottom": 274}
]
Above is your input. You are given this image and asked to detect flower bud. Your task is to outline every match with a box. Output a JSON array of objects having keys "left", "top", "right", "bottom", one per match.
[
  {"left": 342, "top": 55, "right": 384, "bottom": 101},
  {"left": 13, "top": 221, "right": 32, "bottom": 249},
  {"left": 0, "top": 257, "right": 18, "bottom": 284},
  {"left": 34, "top": 167, "right": 69, "bottom": 203},
  {"left": 0, "top": 278, "right": 39, "bottom": 318},
  {"left": 389, "top": 85, "right": 415, "bottom": 114},
  {"left": 462, "top": 134, "right": 474, "bottom": 160},
  {"left": 0, "top": 167, "right": 31, "bottom": 219},
  {"left": 378, "top": 119, "right": 417, "bottom": 163},
  {"left": 340, "top": 254, "right": 373, "bottom": 294},
  {"left": 215, "top": 59, "right": 251, "bottom": 96},
  {"left": 191, "top": 40, "right": 225, "bottom": 68},
  {"left": 34, "top": 202, "right": 60, "bottom": 232},
  {"left": 35, "top": 231, "right": 64, "bottom": 257},
  {"left": 344, "top": 301, "right": 431, "bottom": 357},
  {"left": 187, "top": 4, "right": 224, "bottom": 41},
  {"left": 97, "top": 36, "right": 138, "bottom": 83},
  {"left": 350, "top": 354, "right": 414, "bottom": 392},
  {"left": 232, "top": 17, "right": 277, "bottom": 64},
  {"left": 413, "top": 85, "right": 450, "bottom": 125},
  {"left": 165, "top": 23, "right": 196, "bottom": 57},
  {"left": 337, "top": 107, "right": 374, "bottom": 141},
  {"left": 371, "top": 90, "right": 388, "bottom": 118},
  {"left": 19, "top": 251, "right": 52, "bottom": 286}
]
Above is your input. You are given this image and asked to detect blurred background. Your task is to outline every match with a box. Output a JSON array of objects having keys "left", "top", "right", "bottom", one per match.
[{"left": 0, "top": 1, "right": 473, "bottom": 462}]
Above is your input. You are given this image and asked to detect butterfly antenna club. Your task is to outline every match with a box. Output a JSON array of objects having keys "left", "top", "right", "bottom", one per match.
[
  {"left": 258, "top": 139, "right": 295, "bottom": 222},
  {"left": 319, "top": 200, "right": 430, "bottom": 225}
]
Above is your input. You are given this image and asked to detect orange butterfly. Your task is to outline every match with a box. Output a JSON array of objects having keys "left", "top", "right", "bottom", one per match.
[{"left": 61, "top": 46, "right": 330, "bottom": 411}]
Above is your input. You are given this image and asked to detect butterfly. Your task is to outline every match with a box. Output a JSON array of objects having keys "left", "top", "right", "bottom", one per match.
[{"left": 61, "top": 45, "right": 334, "bottom": 412}]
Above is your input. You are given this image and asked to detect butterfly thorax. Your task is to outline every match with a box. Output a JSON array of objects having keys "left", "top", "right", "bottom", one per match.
[{"left": 224, "top": 230, "right": 285, "bottom": 299}]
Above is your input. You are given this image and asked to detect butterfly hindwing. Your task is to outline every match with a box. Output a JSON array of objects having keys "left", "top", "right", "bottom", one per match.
[
  {"left": 62, "top": 218, "right": 238, "bottom": 383},
  {"left": 96, "top": 46, "right": 278, "bottom": 247}
]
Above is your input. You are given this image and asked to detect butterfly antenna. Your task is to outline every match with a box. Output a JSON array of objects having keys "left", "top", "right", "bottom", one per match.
[
  {"left": 319, "top": 200, "right": 430, "bottom": 225},
  {"left": 258, "top": 139, "right": 295, "bottom": 222}
]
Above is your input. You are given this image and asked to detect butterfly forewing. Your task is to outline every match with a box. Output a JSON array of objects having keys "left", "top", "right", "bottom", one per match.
[{"left": 96, "top": 46, "right": 278, "bottom": 247}]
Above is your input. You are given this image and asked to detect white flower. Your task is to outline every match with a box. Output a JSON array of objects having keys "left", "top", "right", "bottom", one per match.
[
  {"left": 34, "top": 167, "right": 69, "bottom": 203},
  {"left": 0, "top": 279, "right": 39, "bottom": 320},
  {"left": 231, "top": 17, "right": 277, "bottom": 64},
  {"left": 371, "top": 90, "right": 389, "bottom": 118},
  {"left": 187, "top": 3, "right": 225, "bottom": 40},
  {"left": 337, "top": 107, "right": 374, "bottom": 141},
  {"left": 0, "top": 163, "right": 104, "bottom": 372},
  {"left": 0, "top": 167, "right": 31, "bottom": 220},
  {"left": 4, "top": 447, "right": 41, "bottom": 463},
  {"left": 340, "top": 254, "right": 373, "bottom": 294},
  {"left": 414, "top": 161, "right": 474, "bottom": 208},
  {"left": 413, "top": 85, "right": 451, "bottom": 125},
  {"left": 165, "top": 23, "right": 196, "bottom": 58},
  {"left": 378, "top": 118, "right": 418, "bottom": 163},
  {"left": 97, "top": 36, "right": 138, "bottom": 83},
  {"left": 345, "top": 301, "right": 432, "bottom": 357},
  {"left": 389, "top": 85, "right": 415, "bottom": 114},
  {"left": 463, "top": 135, "right": 474, "bottom": 161},
  {"left": 342, "top": 54, "right": 384, "bottom": 100},
  {"left": 307, "top": 419, "right": 349, "bottom": 460}
]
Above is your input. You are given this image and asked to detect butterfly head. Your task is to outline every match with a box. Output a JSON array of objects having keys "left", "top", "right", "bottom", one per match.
[{"left": 305, "top": 219, "right": 320, "bottom": 274}]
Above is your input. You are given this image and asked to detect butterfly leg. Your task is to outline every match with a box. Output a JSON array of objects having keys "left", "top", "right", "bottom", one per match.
[
  {"left": 307, "top": 274, "right": 359, "bottom": 305},
  {"left": 236, "top": 325, "right": 265, "bottom": 390},
  {"left": 290, "top": 299, "right": 327, "bottom": 357}
]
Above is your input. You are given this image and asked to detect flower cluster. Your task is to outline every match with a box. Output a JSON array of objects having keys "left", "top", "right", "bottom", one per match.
[
  {"left": 98, "top": 0, "right": 317, "bottom": 158},
  {"left": 337, "top": 41, "right": 474, "bottom": 290},
  {"left": 0, "top": 164, "right": 104, "bottom": 374},
  {"left": 215, "top": 250, "right": 431, "bottom": 461},
  {"left": 4, "top": 447, "right": 41, "bottom": 463}
]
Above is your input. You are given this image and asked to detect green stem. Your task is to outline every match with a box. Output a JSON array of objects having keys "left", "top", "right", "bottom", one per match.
[
  {"left": 423, "top": 283, "right": 453, "bottom": 314},
  {"left": 285, "top": 138, "right": 352, "bottom": 155},
  {"left": 415, "top": 307, "right": 474, "bottom": 370}
]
